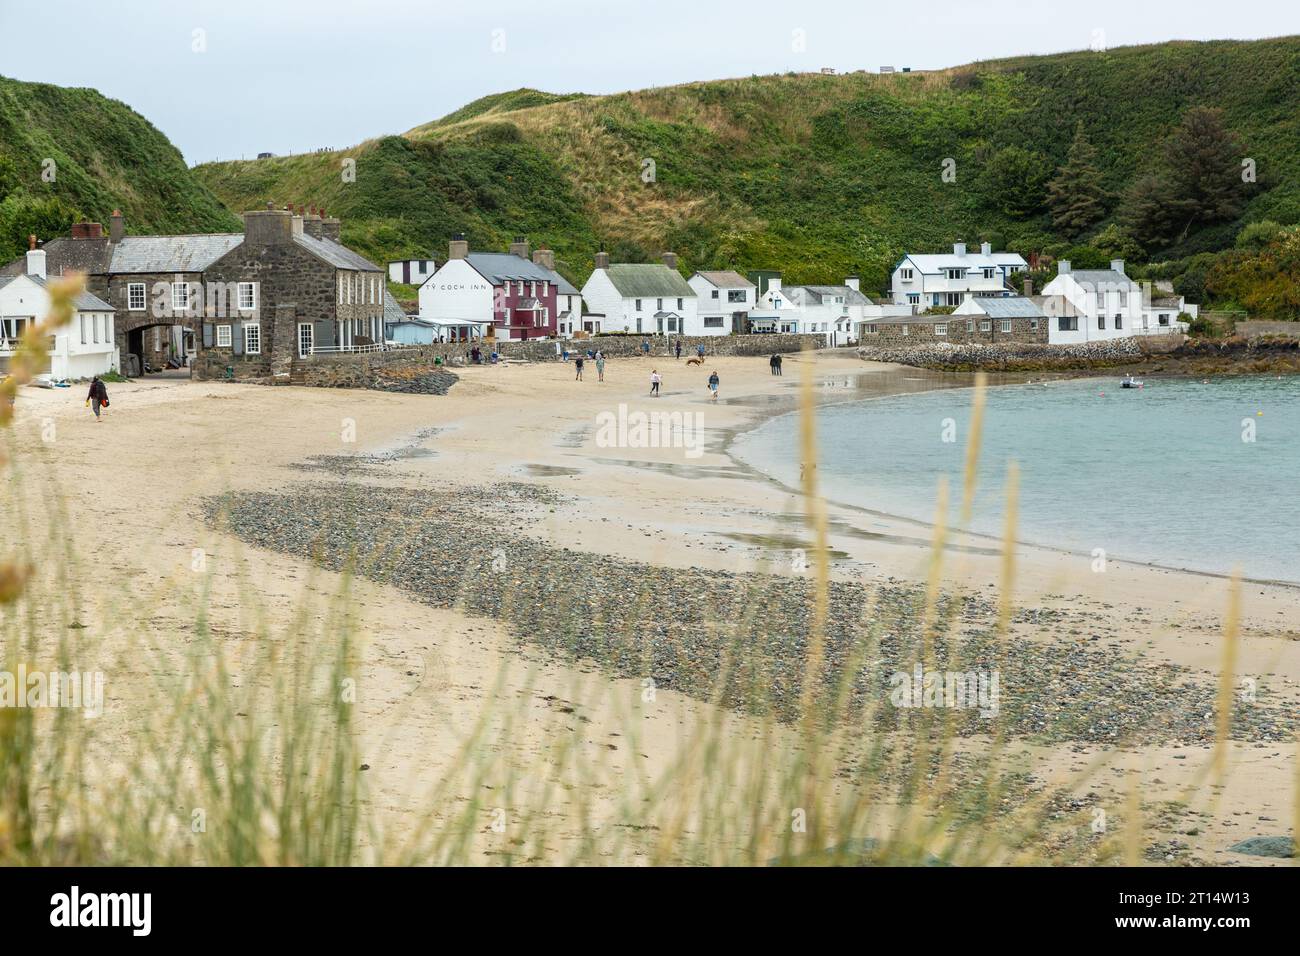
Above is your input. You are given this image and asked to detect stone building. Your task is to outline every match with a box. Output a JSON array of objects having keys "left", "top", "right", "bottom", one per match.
[
  {"left": 2, "top": 205, "right": 385, "bottom": 383},
  {"left": 861, "top": 295, "right": 1050, "bottom": 347}
]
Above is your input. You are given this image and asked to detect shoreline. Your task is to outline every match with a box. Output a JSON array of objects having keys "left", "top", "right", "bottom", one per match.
[{"left": 721, "top": 365, "right": 1300, "bottom": 589}]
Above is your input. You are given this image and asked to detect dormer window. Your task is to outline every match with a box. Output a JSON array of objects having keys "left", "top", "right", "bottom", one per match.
[
  {"left": 945, "top": 268, "right": 965, "bottom": 280},
  {"left": 982, "top": 267, "right": 995, "bottom": 280}
]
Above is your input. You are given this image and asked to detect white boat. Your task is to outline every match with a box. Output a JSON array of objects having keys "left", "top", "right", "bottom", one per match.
[{"left": 1120, "top": 376, "right": 1143, "bottom": 389}]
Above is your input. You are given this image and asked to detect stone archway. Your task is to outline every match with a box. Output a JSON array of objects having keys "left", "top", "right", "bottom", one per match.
[{"left": 117, "top": 314, "right": 198, "bottom": 376}]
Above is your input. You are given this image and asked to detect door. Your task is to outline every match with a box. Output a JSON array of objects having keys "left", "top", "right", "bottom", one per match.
[{"left": 298, "top": 323, "right": 314, "bottom": 358}]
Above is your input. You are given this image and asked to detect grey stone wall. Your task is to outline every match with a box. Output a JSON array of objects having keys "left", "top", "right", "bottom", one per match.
[
  {"left": 485, "top": 333, "right": 823, "bottom": 361},
  {"left": 860, "top": 316, "right": 1048, "bottom": 348},
  {"left": 856, "top": 337, "right": 1148, "bottom": 370}
]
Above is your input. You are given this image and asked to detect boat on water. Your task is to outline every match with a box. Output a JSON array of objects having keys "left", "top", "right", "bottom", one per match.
[{"left": 1120, "top": 375, "right": 1143, "bottom": 389}]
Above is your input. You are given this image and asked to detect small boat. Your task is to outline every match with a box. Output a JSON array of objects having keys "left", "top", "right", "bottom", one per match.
[{"left": 1120, "top": 376, "right": 1143, "bottom": 389}]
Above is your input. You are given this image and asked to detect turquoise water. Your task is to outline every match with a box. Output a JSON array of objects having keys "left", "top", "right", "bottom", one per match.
[{"left": 732, "top": 375, "right": 1300, "bottom": 582}]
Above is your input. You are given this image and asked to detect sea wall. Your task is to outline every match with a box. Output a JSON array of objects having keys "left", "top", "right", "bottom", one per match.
[
  {"left": 486, "top": 333, "right": 823, "bottom": 362},
  {"left": 856, "top": 338, "right": 1150, "bottom": 371}
]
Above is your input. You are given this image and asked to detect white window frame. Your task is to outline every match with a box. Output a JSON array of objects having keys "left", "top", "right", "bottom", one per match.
[
  {"left": 934, "top": 323, "right": 947, "bottom": 336},
  {"left": 1000, "top": 319, "right": 1013, "bottom": 333},
  {"left": 127, "top": 282, "right": 147, "bottom": 311},
  {"left": 171, "top": 282, "right": 190, "bottom": 313},
  {"left": 900, "top": 267, "right": 914, "bottom": 281},
  {"left": 237, "top": 282, "right": 257, "bottom": 312},
  {"left": 980, "top": 320, "right": 991, "bottom": 332},
  {"left": 243, "top": 322, "right": 261, "bottom": 354},
  {"left": 216, "top": 324, "right": 232, "bottom": 347}
]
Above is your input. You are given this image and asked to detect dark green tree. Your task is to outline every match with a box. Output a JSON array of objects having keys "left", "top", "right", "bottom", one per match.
[
  {"left": 983, "top": 145, "right": 1049, "bottom": 218},
  {"left": 1046, "top": 124, "right": 1108, "bottom": 237},
  {"left": 1163, "top": 106, "right": 1247, "bottom": 234}
]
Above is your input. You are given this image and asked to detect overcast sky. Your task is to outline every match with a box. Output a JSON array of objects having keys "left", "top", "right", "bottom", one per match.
[{"left": 3, "top": 0, "right": 1296, "bottom": 164}]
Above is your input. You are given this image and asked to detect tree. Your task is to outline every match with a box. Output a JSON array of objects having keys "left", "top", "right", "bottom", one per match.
[
  {"left": 982, "top": 146, "right": 1049, "bottom": 218},
  {"left": 0, "top": 154, "right": 18, "bottom": 203},
  {"left": 1164, "top": 107, "right": 1247, "bottom": 235},
  {"left": 1091, "top": 223, "right": 1145, "bottom": 261},
  {"left": 1121, "top": 107, "right": 1247, "bottom": 248},
  {"left": 1046, "top": 124, "right": 1108, "bottom": 238}
]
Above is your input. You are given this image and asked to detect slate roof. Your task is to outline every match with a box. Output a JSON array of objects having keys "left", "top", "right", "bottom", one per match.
[
  {"left": 383, "top": 290, "right": 408, "bottom": 323},
  {"left": 1064, "top": 269, "right": 1133, "bottom": 287},
  {"left": 966, "top": 296, "right": 1045, "bottom": 318},
  {"left": 783, "top": 285, "right": 871, "bottom": 307},
  {"left": 465, "top": 252, "right": 580, "bottom": 295},
  {"left": 106, "top": 234, "right": 245, "bottom": 273},
  {"left": 0, "top": 237, "right": 113, "bottom": 277},
  {"left": 293, "top": 234, "right": 382, "bottom": 272},
  {"left": 604, "top": 263, "right": 696, "bottom": 298},
  {"left": 900, "top": 251, "right": 1028, "bottom": 273},
  {"left": 691, "top": 270, "right": 755, "bottom": 288},
  {"left": 0, "top": 273, "right": 113, "bottom": 311}
]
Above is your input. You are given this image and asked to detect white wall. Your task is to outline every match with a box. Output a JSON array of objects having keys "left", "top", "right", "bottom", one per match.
[
  {"left": 0, "top": 275, "right": 116, "bottom": 379},
  {"left": 1042, "top": 273, "right": 1147, "bottom": 345},
  {"left": 419, "top": 259, "right": 494, "bottom": 326}
]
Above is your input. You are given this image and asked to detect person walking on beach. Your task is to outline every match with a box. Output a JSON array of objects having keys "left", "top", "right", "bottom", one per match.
[
  {"left": 641, "top": 338, "right": 651, "bottom": 356},
  {"left": 85, "top": 376, "right": 109, "bottom": 422},
  {"left": 769, "top": 354, "right": 778, "bottom": 375},
  {"left": 650, "top": 369, "right": 661, "bottom": 397},
  {"left": 707, "top": 370, "right": 720, "bottom": 401},
  {"left": 674, "top": 339, "right": 682, "bottom": 361},
  {"left": 774, "top": 353, "right": 783, "bottom": 376},
  {"left": 595, "top": 351, "right": 606, "bottom": 382},
  {"left": 696, "top": 343, "right": 705, "bottom": 360},
  {"left": 574, "top": 354, "right": 585, "bottom": 381}
]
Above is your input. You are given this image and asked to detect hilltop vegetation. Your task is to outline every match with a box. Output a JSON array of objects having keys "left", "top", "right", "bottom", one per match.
[
  {"left": 192, "top": 38, "right": 1300, "bottom": 305},
  {"left": 0, "top": 76, "right": 240, "bottom": 263}
]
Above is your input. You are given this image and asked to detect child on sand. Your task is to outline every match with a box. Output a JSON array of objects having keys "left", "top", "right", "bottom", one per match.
[
  {"left": 574, "top": 355, "right": 585, "bottom": 381},
  {"left": 650, "top": 370, "right": 661, "bottom": 397},
  {"left": 595, "top": 351, "right": 606, "bottom": 382}
]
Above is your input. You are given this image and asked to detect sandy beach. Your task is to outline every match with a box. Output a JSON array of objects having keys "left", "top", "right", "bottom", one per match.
[{"left": 7, "top": 350, "right": 1297, "bottom": 864}]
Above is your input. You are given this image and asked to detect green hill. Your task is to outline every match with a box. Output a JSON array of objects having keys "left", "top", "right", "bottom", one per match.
[
  {"left": 191, "top": 37, "right": 1300, "bottom": 297},
  {"left": 0, "top": 75, "right": 240, "bottom": 262}
]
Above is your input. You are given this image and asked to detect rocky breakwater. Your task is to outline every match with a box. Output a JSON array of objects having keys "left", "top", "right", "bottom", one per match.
[{"left": 858, "top": 338, "right": 1145, "bottom": 372}]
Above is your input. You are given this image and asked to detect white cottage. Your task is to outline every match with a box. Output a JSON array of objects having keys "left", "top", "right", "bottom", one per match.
[
  {"left": 0, "top": 248, "right": 117, "bottom": 380},
  {"left": 1039, "top": 259, "right": 1190, "bottom": 344},
  {"left": 580, "top": 253, "right": 698, "bottom": 336},
  {"left": 752, "top": 277, "right": 905, "bottom": 346},
  {"left": 891, "top": 242, "right": 1028, "bottom": 308},
  {"left": 686, "top": 271, "right": 755, "bottom": 335}
]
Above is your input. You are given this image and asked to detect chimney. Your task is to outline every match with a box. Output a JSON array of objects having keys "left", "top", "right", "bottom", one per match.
[
  {"left": 449, "top": 234, "right": 469, "bottom": 260},
  {"left": 662, "top": 251, "right": 678, "bottom": 271},
  {"left": 509, "top": 235, "right": 530, "bottom": 259},
  {"left": 291, "top": 211, "right": 304, "bottom": 237},
  {"left": 70, "top": 222, "right": 104, "bottom": 239},
  {"left": 302, "top": 207, "right": 324, "bottom": 238},
  {"left": 593, "top": 251, "right": 610, "bottom": 270},
  {"left": 1110, "top": 258, "right": 1125, "bottom": 275},
  {"left": 532, "top": 248, "right": 556, "bottom": 271},
  {"left": 844, "top": 275, "right": 860, "bottom": 292},
  {"left": 1023, "top": 277, "right": 1033, "bottom": 297},
  {"left": 26, "top": 237, "right": 46, "bottom": 279},
  {"left": 1058, "top": 260, "right": 1071, "bottom": 275},
  {"left": 110, "top": 209, "right": 124, "bottom": 242},
  {"left": 980, "top": 241, "right": 991, "bottom": 256},
  {"left": 769, "top": 277, "right": 782, "bottom": 294},
  {"left": 319, "top": 212, "right": 341, "bottom": 242},
  {"left": 953, "top": 242, "right": 966, "bottom": 256},
  {"left": 242, "top": 207, "right": 295, "bottom": 245}
]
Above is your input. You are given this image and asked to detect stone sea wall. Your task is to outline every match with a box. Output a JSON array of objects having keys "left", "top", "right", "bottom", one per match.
[{"left": 856, "top": 337, "right": 1155, "bottom": 371}]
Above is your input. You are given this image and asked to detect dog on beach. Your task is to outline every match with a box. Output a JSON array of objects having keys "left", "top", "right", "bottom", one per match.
[{"left": 685, "top": 356, "right": 704, "bottom": 367}]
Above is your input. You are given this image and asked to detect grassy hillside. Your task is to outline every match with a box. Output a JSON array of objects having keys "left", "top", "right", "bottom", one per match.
[
  {"left": 0, "top": 76, "right": 240, "bottom": 262},
  {"left": 192, "top": 38, "right": 1300, "bottom": 297}
]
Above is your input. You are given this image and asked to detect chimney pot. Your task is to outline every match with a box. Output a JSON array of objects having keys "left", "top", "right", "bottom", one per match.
[{"left": 28, "top": 234, "right": 36, "bottom": 251}]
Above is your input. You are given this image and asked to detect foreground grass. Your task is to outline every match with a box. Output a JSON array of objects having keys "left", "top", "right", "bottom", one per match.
[{"left": 1, "top": 346, "right": 1294, "bottom": 865}]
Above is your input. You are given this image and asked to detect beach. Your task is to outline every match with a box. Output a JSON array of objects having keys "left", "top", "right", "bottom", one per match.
[{"left": 7, "top": 350, "right": 1298, "bottom": 864}]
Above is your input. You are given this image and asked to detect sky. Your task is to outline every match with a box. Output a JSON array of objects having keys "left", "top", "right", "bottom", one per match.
[{"left": 2, "top": 0, "right": 1297, "bottom": 164}]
